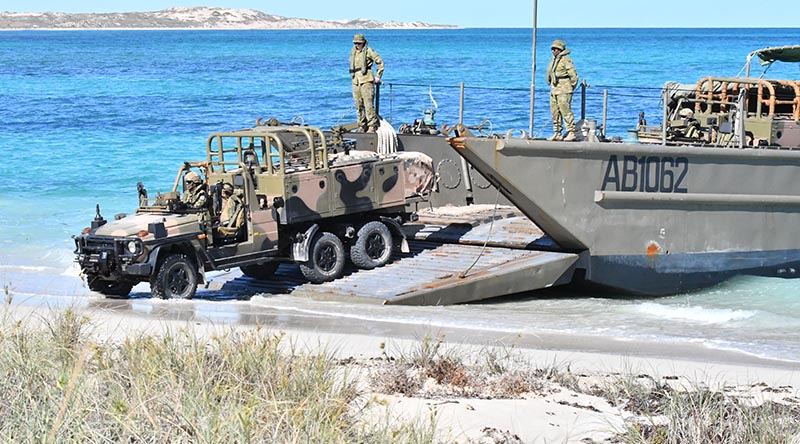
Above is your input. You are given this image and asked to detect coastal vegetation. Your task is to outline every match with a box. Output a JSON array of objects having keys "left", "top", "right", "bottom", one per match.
[
  {"left": 0, "top": 305, "right": 797, "bottom": 443},
  {"left": 0, "top": 304, "right": 437, "bottom": 443},
  {"left": 372, "top": 334, "right": 800, "bottom": 443}
]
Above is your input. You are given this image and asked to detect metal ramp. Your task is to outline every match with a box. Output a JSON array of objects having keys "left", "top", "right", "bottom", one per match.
[
  {"left": 206, "top": 241, "right": 577, "bottom": 306},
  {"left": 204, "top": 207, "right": 579, "bottom": 305},
  {"left": 292, "top": 241, "right": 577, "bottom": 305}
]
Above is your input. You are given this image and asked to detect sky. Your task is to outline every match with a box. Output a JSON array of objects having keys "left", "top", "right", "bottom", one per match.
[{"left": 1, "top": 0, "right": 799, "bottom": 28}]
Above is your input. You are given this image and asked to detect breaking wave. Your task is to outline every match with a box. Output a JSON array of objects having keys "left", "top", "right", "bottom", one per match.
[{"left": 635, "top": 302, "right": 756, "bottom": 325}]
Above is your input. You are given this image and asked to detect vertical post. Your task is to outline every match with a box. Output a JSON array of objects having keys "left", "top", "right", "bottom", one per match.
[
  {"left": 661, "top": 88, "right": 668, "bottom": 146},
  {"left": 458, "top": 82, "right": 473, "bottom": 197},
  {"left": 738, "top": 88, "right": 747, "bottom": 148},
  {"left": 459, "top": 82, "right": 465, "bottom": 124},
  {"left": 580, "top": 79, "right": 587, "bottom": 121},
  {"left": 602, "top": 89, "right": 608, "bottom": 138},
  {"left": 374, "top": 82, "right": 381, "bottom": 117},
  {"left": 529, "top": 0, "right": 538, "bottom": 137}
]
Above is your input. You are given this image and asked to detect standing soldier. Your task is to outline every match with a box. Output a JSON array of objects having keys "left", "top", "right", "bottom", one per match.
[
  {"left": 546, "top": 39, "right": 579, "bottom": 141},
  {"left": 349, "top": 33, "right": 384, "bottom": 133}
]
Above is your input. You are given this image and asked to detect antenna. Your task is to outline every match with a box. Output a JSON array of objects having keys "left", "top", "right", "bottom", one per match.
[{"left": 529, "top": 0, "right": 538, "bottom": 136}]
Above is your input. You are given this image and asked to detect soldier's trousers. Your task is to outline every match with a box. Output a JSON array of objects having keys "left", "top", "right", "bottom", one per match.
[
  {"left": 550, "top": 91, "right": 575, "bottom": 134},
  {"left": 352, "top": 81, "right": 377, "bottom": 129}
]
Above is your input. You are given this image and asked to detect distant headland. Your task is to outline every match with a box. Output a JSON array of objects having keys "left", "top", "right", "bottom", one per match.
[{"left": 0, "top": 6, "right": 457, "bottom": 30}]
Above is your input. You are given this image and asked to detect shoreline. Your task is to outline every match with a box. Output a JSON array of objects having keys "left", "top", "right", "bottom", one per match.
[
  {"left": 3, "top": 263, "right": 800, "bottom": 372},
  {"left": 4, "top": 263, "right": 800, "bottom": 371},
  {"left": 9, "top": 288, "right": 800, "bottom": 376}
]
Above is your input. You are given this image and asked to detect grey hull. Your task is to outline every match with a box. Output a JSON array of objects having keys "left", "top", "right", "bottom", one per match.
[
  {"left": 450, "top": 136, "right": 800, "bottom": 295},
  {"left": 591, "top": 250, "right": 800, "bottom": 295}
]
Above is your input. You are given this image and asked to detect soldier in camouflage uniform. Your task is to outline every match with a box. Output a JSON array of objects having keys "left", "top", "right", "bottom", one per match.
[
  {"left": 219, "top": 183, "right": 243, "bottom": 230},
  {"left": 349, "top": 33, "right": 384, "bottom": 133},
  {"left": 546, "top": 39, "right": 579, "bottom": 141},
  {"left": 181, "top": 171, "right": 208, "bottom": 209}
]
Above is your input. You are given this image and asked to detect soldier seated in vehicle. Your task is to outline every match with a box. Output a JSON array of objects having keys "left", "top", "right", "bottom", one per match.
[
  {"left": 216, "top": 183, "right": 245, "bottom": 238},
  {"left": 180, "top": 171, "right": 208, "bottom": 209}
]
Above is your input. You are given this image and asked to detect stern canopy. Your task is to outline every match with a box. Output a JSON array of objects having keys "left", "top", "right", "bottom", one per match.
[{"left": 754, "top": 45, "right": 800, "bottom": 66}]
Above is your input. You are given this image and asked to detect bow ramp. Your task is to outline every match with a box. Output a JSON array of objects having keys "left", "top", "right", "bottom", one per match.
[{"left": 208, "top": 206, "right": 579, "bottom": 305}]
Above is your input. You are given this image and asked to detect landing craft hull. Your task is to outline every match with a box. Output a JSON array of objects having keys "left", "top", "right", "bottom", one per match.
[{"left": 449, "top": 136, "right": 800, "bottom": 295}]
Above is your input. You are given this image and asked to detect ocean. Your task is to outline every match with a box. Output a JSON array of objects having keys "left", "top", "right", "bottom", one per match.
[{"left": 2, "top": 28, "right": 800, "bottom": 363}]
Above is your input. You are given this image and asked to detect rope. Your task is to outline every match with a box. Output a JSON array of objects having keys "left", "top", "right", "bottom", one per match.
[{"left": 459, "top": 188, "right": 501, "bottom": 279}]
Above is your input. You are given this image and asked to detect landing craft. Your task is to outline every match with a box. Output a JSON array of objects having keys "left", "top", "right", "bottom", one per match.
[{"left": 447, "top": 45, "right": 800, "bottom": 295}]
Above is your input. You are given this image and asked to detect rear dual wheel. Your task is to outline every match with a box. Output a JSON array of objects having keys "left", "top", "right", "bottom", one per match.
[{"left": 350, "top": 221, "right": 393, "bottom": 270}]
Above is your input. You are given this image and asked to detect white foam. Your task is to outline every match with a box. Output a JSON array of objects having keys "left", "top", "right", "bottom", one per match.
[
  {"left": 0, "top": 264, "right": 50, "bottom": 272},
  {"left": 635, "top": 302, "right": 756, "bottom": 325}
]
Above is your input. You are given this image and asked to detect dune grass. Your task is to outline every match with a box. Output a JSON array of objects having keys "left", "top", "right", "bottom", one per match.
[
  {"left": 596, "top": 374, "right": 800, "bottom": 444},
  {"left": 0, "top": 307, "right": 439, "bottom": 444}
]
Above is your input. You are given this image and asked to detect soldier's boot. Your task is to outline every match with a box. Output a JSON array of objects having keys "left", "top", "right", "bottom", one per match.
[
  {"left": 563, "top": 131, "right": 577, "bottom": 141},
  {"left": 547, "top": 133, "right": 563, "bottom": 141},
  {"left": 359, "top": 125, "right": 368, "bottom": 133},
  {"left": 367, "top": 126, "right": 377, "bottom": 133}
]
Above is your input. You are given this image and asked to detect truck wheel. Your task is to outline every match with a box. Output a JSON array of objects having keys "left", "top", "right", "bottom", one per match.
[
  {"left": 350, "top": 221, "right": 393, "bottom": 270},
  {"left": 151, "top": 253, "right": 197, "bottom": 299},
  {"left": 240, "top": 262, "right": 279, "bottom": 280},
  {"left": 88, "top": 277, "right": 133, "bottom": 298},
  {"left": 299, "top": 232, "right": 345, "bottom": 283}
]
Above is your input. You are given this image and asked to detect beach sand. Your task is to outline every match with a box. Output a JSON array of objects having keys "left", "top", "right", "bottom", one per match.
[{"left": 4, "top": 293, "right": 799, "bottom": 443}]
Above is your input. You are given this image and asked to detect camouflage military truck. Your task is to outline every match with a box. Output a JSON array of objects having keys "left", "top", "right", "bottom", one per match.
[{"left": 73, "top": 122, "right": 434, "bottom": 299}]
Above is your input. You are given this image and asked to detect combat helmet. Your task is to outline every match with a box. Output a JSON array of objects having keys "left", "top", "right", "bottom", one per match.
[
  {"left": 222, "top": 182, "right": 234, "bottom": 194},
  {"left": 352, "top": 33, "right": 366, "bottom": 44},
  {"left": 185, "top": 171, "right": 201, "bottom": 183},
  {"left": 551, "top": 39, "right": 566, "bottom": 51}
]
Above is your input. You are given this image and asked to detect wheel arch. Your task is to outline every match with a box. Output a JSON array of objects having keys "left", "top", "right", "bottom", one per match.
[{"left": 150, "top": 241, "right": 206, "bottom": 283}]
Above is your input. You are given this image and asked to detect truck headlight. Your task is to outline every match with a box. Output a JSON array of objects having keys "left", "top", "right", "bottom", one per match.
[{"left": 126, "top": 240, "right": 142, "bottom": 255}]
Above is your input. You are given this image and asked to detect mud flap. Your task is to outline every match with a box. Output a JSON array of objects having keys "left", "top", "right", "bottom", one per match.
[
  {"left": 292, "top": 224, "right": 319, "bottom": 263},
  {"left": 380, "top": 217, "right": 410, "bottom": 253}
]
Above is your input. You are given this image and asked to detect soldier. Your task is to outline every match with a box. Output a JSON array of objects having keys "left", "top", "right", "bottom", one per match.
[
  {"left": 349, "top": 33, "right": 384, "bottom": 133},
  {"left": 181, "top": 171, "right": 208, "bottom": 209},
  {"left": 546, "top": 39, "right": 579, "bottom": 141},
  {"left": 219, "top": 183, "right": 243, "bottom": 228}
]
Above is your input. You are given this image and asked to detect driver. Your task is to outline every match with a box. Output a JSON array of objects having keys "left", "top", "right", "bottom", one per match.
[{"left": 181, "top": 171, "right": 208, "bottom": 209}]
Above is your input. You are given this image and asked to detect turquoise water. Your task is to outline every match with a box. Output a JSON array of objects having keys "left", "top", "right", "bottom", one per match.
[{"left": 2, "top": 28, "right": 800, "bottom": 362}]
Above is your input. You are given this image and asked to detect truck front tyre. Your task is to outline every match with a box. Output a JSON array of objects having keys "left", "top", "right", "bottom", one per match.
[
  {"left": 88, "top": 276, "right": 133, "bottom": 298},
  {"left": 240, "top": 262, "right": 280, "bottom": 280},
  {"left": 300, "top": 232, "right": 345, "bottom": 283},
  {"left": 350, "top": 221, "right": 393, "bottom": 270},
  {"left": 151, "top": 253, "right": 197, "bottom": 299}
]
